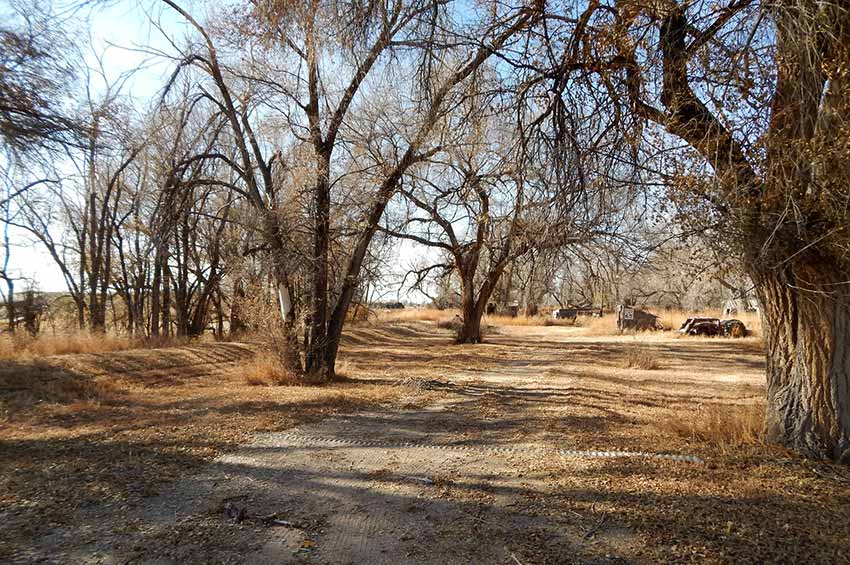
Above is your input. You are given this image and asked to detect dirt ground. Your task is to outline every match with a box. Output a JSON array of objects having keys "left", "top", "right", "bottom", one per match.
[{"left": 2, "top": 323, "right": 849, "bottom": 563}]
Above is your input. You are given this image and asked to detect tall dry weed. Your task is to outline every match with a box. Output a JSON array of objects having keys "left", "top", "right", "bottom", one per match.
[
  {"left": 659, "top": 403, "right": 764, "bottom": 449},
  {"left": 238, "top": 350, "right": 300, "bottom": 386},
  {"left": 621, "top": 348, "right": 662, "bottom": 370}
]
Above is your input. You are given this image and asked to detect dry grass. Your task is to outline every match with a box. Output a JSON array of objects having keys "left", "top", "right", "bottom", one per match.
[
  {"left": 484, "top": 314, "right": 549, "bottom": 326},
  {"left": 0, "top": 360, "right": 119, "bottom": 410},
  {"left": 0, "top": 332, "right": 138, "bottom": 360},
  {"left": 436, "top": 316, "right": 462, "bottom": 331},
  {"left": 0, "top": 339, "right": 418, "bottom": 561},
  {"left": 377, "top": 307, "right": 454, "bottom": 323},
  {"left": 576, "top": 314, "right": 619, "bottom": 335},
  {"left": 0, "top": 331, "right": 204, "bottom": 361},
  {"left": 570, "top": 308, "right": 763, "bottom": 338},
  {"left": 377, "top": 306, "right": 763, "bottom": 338},
  {"left": 4, "top": 321, "right": 848, "bottom": 564},
  {"left": 237, "top": 350, "right": 300, "bottom": 386},
  {"left": 657, "top": 308, "right": 762, "bottom": 336},
  {"left": 542, "top": 317, "right": 576, "bottom": 327},
  {"left": 659, "top": 402, "right": 765, "bottom": 449},
  {"left": 621, "top": 347, "right": 662, "bottom": 370}
]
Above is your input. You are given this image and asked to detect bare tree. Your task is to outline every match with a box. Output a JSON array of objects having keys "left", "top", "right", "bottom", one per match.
[
  {"left": 385, "top": 87, "right": 623, "bottom": 342},
  {"left": 0, "top": 1, "right": 79, "bottom": 154},
  {"left": 158, "top": 0, "right": 539, "bottom": 379},
  {"left": 534, "top": 0, "right": 850, "bottom": 459}
]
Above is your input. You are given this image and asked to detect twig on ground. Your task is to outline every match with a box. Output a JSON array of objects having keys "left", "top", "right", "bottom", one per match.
[
  {"left": 259, "top": 513, "right": 302, "bottom": 528},
  {"left": 582, "top": 513, "right": 608, "bottom": 540}
]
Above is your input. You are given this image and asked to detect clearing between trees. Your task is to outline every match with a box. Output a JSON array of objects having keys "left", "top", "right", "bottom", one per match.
[{"left": 2, "top": 319, "right": 848, "bottom": 563}]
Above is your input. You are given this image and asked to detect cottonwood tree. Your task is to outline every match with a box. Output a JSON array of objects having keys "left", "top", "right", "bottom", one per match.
[
  {"left": 386, "top": 133, "right": 528, "bottom": 343},
  {"left": 158, "top": 0, "right": 540, "bottom": 379},
  {"left": 534, "top": 0, "right": 850, "bottom": 459},
  {"left": 385, "top": 79, "right": 626, "bottom": 342}
]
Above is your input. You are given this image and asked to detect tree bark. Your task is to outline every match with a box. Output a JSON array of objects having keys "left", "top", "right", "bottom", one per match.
[
  {"left": 456, "top": 265, "right": 504, "bottom": 345},
  {"left": 5, "top": 279, "right": 14, "bottom": 333},
  {"left": 229, "top": 278, "right": 246, "bottom": 336},
  {"left": 754, "top": 259, "right": 850, "bottom": 462},
  {"left": 457, "top": 291, "right": 487, "bottom": 344},
  {"left": 305, "top": 155, "right": 332, "bottom": 380},
  {"left": 161, "top": 265, "right": 171, "bottom": 337},
  {"left": 151, "top": 253, "right": 161, "bottom": 338}
]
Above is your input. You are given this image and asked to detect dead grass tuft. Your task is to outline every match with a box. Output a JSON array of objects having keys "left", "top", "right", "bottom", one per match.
[
  {"left": 238, "top": 351, "right": 301, "bottom": 386},
  {"left": 621, "top": 348, "right": 662, "bottom": 370},
  {"left": 659, "top": 403, "right": 765, "bottom": 449}
]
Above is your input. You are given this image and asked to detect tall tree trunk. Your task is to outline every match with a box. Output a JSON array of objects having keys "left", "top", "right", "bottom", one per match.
[
  {"left": 306, "top": 158, "right": 331, "bottom": 378},
  {"left": 456, "top": 265, "right": 506, "bottom": 345},
  {"left": 229, "top": 278, "right": 245, "bottom": 336},
  {"left": 456, "top": 270, "right": 483, "bottom": 344},
  {"left": 457, "top": 299, "right": 486, "bottom": 344},
  {"left": 262, "top": 214, "right": 304, "bottom": 376},
  {"left": 501, "top": 262, "right": 515, "bottom": 309},
  {"left": 151, "top": 253, "right": 161, "bottom": 338},
  {"left": 76, "top": 297, "right": 85, "bottom": 330},
  {"left": 754, "top": 260, "right": 850, "bottom": 462},
  {"left": 162, "top": 266, "right": 171, "bottom": 338},
  {"left": 215, "top": 290, "right": 224, "bottom": 339},
  {"left": 276, "top": 279, "right": 303, "bottom": 376}
]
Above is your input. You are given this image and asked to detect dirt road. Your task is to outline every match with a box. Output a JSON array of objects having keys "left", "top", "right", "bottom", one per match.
[
  {"left": 29, "top": 374, "right": 661, "bottom": 564},
  {"left": 10, "top": 326, "right": 849, "bottom": 563},
  {"left": 15, "top": 328, "right": 707, "bottom": 564}
]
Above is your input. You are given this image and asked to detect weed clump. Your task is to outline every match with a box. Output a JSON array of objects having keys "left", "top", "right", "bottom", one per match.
[
  {"left": 659, "top": 403, "right": 764, "bottom": 448},
  {"left": 621, "top": 348, "right": 662, "bottom": 370}
]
